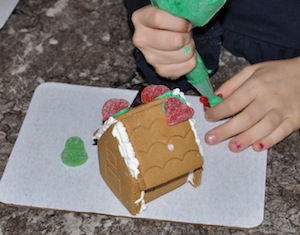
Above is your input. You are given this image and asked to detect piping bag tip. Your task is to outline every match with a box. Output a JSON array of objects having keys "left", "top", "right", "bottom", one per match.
[
  {"left": 187, "top": 52, "right": 222, "bottom": 107},
  {"left": 191, "top": 83, "right": 222, "bottom": 107},
  {"left": 207, "top": 94, "right": 223, "bottom": 107}
]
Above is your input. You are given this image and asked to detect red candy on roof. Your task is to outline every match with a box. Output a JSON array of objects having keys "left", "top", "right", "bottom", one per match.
[
  {"left": 101, "top": 85, "right": 195, "bottom": 125},
  {"left": 141, "top": 85, "right": 170, "bottom": 103},
  {"left": 102, "top": 99, "right": 130, "bottom": 121},
  {"left": 164, "top": 97, "right": 194, "bottom": 126}
]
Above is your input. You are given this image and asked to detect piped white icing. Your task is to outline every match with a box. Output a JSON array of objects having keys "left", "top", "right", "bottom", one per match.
[
  {"left": 134, "top": 190, "right": 145, "bottom": 204},
  {"left": 93, "top": 116, "right": 117, "bottom": 140},
  {"left": 172, "top": 88, "right": 185, "bottom": 100},
  {"left": 186, "top": 118, "right": 204, "bottom": 186},
  {"left": 112, "top": 121, "right": 140, "bottom": 179},
  {"left": 134, "top": 190, "right": 147, "bottom": 214},
  {"left": 172, "top": 88, "right": 193, "bottom": 106},
  {"left": 189, "top": 118, "right": 204, "bottom": 156},
  {"left": 168, "top": 144, "right": 174, "bottom": 151},
  {"left": 187, "top": 171, "right": 195, "bottom": 185},
  {"left": 138, "top": 199, "right": 147, "bottom": 214}
]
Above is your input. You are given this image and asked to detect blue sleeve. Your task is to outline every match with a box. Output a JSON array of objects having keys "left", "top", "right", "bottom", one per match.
[{"left": 123, "top": 0, "right": 151, "bottom": 33}]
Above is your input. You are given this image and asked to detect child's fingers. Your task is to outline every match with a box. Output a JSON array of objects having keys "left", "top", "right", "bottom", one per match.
[
  {"left": 135, "top": 6, "right": 192, "bottom": 33},
  {"left": 145, "top": 40, "right": 195, "bottom": 65},
  {"left": 228, "top": 109, "right": 283, "bottom": 152},
  {"left": 205, "top": 77, "right": 258, "bottom": 122},
  {"left": 153, "top": 54, "right": 197, "bottom": 79},
  {"left": 215, "top": 65, "right": 257, "bottom": 98},
  {"left": 205, "top": 100, "right": 263, "bottom": 145},
  {"left": 133, "top": 28, "right": 192, "bottom": 51},
  {"left": 132, "top": 6, "right": 193, "bottom": 53},
  {"left": 252, "top": 118, "right": 296, "bottom": 151}
]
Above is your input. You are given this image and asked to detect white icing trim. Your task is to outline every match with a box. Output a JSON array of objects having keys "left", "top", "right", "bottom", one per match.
[
  {"left": 138, "top": 199, "right": 147, "bottom": 214},
  {"left": 134, "top": 190, "right": 145, "bottom": 204},
  {"left": 112, "top": 121, "right": 140, "bottom": 179},
  {"left": 93, "top": 116, "right": 117, "bottom": 140},
  {"left": 188, "top": 119, "right": 204, "bottom": 156},
  {"left": 187, "top": 171, "right": 194, "bottom": 185},
  {"left": 187, "top": 119, "right": 203, "bottom": 186},
  {"left": 135, "top": 190, "right": 147, "bottom": 214},
  {"left": 172, "top": 88, "right": 185, "bottom": 101}
]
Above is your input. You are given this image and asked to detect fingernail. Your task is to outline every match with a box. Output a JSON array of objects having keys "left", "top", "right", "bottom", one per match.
[
  {"left": 207, "top": 134, "right": 216, "bottom": 144},
  {"left": 259, "top": 143, "right": 264, "bottom": 150},
  {"left": 205, "top": 113, "right": 212, "bottom": 121},
  {"left": 217, "top": 93, "right": 223, "bottom": 99},
  {"left": 233, "top": 141, "right": 241, "bottom": 151}
]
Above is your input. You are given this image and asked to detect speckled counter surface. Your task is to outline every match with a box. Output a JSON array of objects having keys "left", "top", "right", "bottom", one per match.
[{"left": 0, "top": 1, "right": 299, "bottom": 234}]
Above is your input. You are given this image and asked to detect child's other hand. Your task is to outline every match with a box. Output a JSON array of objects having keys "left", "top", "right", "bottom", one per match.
[
  {"left": 205, "top": 57, "right": 300, "bottom": 152},
  {"left": 132, "top": 5, "right": 196, "bottom": 79}
]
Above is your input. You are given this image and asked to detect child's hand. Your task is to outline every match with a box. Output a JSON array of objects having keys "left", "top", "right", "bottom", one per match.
[
  {"left": 204, "top": 57, "right": 300, "bottom": 152},
  {"left": 132, "top": 5, "right": 196, "bottom": 79}
]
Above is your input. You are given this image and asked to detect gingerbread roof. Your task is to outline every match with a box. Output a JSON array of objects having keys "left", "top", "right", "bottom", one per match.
[{"left": 115, "top": 98, "right": 203, "bottom": 190}]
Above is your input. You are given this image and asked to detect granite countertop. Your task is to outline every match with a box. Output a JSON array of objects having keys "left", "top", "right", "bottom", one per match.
[{"left": 0, "top": 0, "right": 299, "bottom": 234}]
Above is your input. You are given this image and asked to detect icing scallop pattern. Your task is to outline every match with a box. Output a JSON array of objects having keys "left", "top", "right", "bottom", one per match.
[
  {"left": 134, "top": 128, "right": 197, "bottom": 154},
  {"left": 142, "top": 150, "right": 202, "bottom": 178}
]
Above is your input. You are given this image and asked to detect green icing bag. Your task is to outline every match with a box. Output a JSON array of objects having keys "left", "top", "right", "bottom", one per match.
[{"left": 151, "top": 0, "right": 226, "bottom": 107}]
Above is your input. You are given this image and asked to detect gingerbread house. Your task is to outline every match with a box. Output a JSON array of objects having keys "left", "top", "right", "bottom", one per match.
[{"left": 94, "top": 90, "right": 204, "bottom": 215}]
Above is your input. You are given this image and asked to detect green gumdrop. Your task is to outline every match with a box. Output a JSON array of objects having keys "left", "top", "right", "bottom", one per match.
[{"left": 61, "top": 136, "right": 88, "bottom": 167}]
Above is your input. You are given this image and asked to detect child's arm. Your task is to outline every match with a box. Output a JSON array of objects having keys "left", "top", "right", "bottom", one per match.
[{"left": 204, "top": 57, "right": 300, "bottom": 152}]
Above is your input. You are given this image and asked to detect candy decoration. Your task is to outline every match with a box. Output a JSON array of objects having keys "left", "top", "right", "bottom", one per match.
[
  {"left": 141, "top": 85, "right": 170, "bottom": 103},
  {"left": 164, "top": 97, "right": 194, "bottom": 125},
  {"left": 102, "top": 99, "right": 130, "bottom": 121},
  {"left": 199, "top": 96, "right": 210, "bottom": 110},
  {"left": 200, "top": 94, "right": 223, "bottom": 110},
  {"left": 61, "top": 136, "right": 88, "bottom": 167}
]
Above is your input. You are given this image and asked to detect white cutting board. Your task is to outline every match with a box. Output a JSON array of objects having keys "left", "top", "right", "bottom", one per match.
[
  {"left": 0, "top": 0, "right": 19, "bottom": 29},
  {"left": 0, "top": 83, "right": 267, "bottom": 228}
]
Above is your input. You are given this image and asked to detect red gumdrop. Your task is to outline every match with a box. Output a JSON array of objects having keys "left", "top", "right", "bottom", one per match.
[
  {"left": 102, "top": 99, "right": 130, "bottom": 121},
  {"left": 164, "top": 98, "right": 194, "bottom": 126},
  {"left": 141, "top": 84, "right": 170, "bottom": 103}
]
